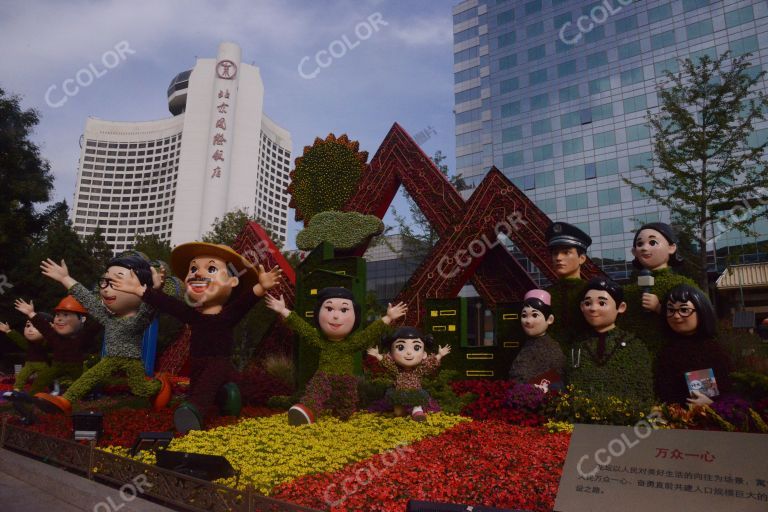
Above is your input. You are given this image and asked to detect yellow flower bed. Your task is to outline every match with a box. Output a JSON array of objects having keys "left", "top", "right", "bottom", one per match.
[{"left": 100, "top": 412, "right": 470, "bottom": 495}]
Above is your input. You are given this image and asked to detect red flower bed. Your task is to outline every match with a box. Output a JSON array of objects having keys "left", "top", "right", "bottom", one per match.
[
  {"left": 451, "top": 379, "right": 547, "bottom": 426},
  {"left": 2, "top": 404, "right": 279, "bottom": 447},
  {"left": 272, "top": 421, "right": 570, "bottom": 512}
]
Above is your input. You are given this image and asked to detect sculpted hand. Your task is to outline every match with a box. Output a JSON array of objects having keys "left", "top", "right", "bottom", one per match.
[
  {"left": 383, "top": 302, "right": 407, "bottom": 325},
  {"left": 110, "top": 270, "right": 145, "bottom": 296},
  {"left": 265, "top": 294, "right": 290, "bottom": 318},
  {"left": 14, "top": 298, "right": 36, "bottom": 318},
  {"left": 436, "top": 344, "right": 451, "bottom": 360},
  {"left": 367, "top": 347, "right": 383, "bottom": 361},
  {"left": 254, "top": 265, "right": 282, "bottom": 297},
  {"left": 686, "top": 390, "right": 714, "bottom": 407},
  {"left": 641, "top": 292, "right": 661, "bottom": 314},
  {"left": 0, "top": 321, "right": 10, "bottom": 334},
  {"left": 40, "top": 259, "right": 76, "bottom": 288}
]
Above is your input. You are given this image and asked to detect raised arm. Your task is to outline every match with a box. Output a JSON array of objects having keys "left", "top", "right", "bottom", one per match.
[
  {"left": 67, "top": 283, "right": 114, "bottom": 325},
  {"left": 1, "top": 322, "right": 28, "bottom": 350}
]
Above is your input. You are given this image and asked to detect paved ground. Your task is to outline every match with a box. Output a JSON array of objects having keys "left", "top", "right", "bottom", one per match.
[
  {"left": 0, "top": 469, "right": 83, "bottom": 512},
  {"left": 0, "top": 449, "right": 173, "bottom": 511}
]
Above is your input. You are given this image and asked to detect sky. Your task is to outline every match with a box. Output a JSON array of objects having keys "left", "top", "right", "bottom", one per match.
[{"left": 0, "top": 0, "right": 457, "bottom": 249}]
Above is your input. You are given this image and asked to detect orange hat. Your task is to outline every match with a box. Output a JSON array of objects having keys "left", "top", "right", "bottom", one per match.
[{"left": 53, "top": 295, "right": 88, "bottom": 315}]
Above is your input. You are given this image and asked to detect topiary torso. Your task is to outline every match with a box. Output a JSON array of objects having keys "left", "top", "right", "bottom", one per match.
[
  {"left": 620, "top": 268, "right": 698, "bottom": 358},
  {"left": 567, "top": 327, "right": 654, "bottom": 405},
  {"left": 545, "top": 277, "right": 589, "bottom": 353}
]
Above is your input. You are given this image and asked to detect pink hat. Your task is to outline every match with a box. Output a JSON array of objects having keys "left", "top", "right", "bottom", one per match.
[{"left": 524, "top": 289, "right": 551, "bottom": 306}]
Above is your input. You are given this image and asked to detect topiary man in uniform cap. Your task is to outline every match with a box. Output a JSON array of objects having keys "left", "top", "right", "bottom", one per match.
[{"left": 544, "top": 222, "right": 592, "bottom": 352}]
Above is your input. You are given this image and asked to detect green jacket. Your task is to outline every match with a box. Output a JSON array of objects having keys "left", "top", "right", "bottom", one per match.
[
  {"left": 285, "top": 312, "right": 390, "bottom": 376},
  {"left": 620, "top": 268, "right": 698, "bottom": 357},
  {"left": 567, "top": 327, "right": 654, "bottom": 405},
  {"left": 545, "top": 277, "right": 589, "bottom": 352}
]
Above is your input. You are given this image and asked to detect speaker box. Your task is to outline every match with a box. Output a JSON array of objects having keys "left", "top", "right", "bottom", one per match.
[{"left": 155, "top": 450, "right": 236, "bottom": 482}]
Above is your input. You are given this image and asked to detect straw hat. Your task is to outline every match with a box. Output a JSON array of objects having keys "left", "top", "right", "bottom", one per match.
[{"left": 170, "top": 242, "right": 260, "bottom": 292}]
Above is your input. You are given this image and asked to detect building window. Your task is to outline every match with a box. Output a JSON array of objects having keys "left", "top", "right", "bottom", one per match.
[
  {"left": 585, "top": 163, "right": 597, "bottom": 180},
  {"left": 587, "top": 51, "right": 608, "bottom": 69},
  {"left": 618, "top": 41, "right": 642, "bottom": 60},
  {"left": 730, "top": 36, "right": 759, "bottom": 58},
  {"left": 725, "top": 5, "right": 754, "bottom": 29},
  {"left": 500, "top": 78, "right": 520, "bottom": 94},
  {"left": 620, "top": 67, "right": 644, "bottom": 86},
  {"left": 654, "top": 57, "right": 679, "bottom": 76},
  {"left": 455, "top": 26, "right": 479, "bottom": 44},
  {"left": 526, "top": 21, "right": 544, "bottom": 38},
  {"left": 686, "top": 20, "right": 713, "bottom": 40},
  {"left": 651, "top": 30, "right": 676, "bottom": 51},
  {"left": 536, "top": 198, "right": 557, "bottom": 214},
  {"left": 500, "top": 101, "right": 521, "bottom": 117},
  {"left": 593, "top": 131, "right": 616, "bottom": 149},
  {"left": 559, "top": 84, "right": 580, "bottom": 102},
  {"left": 532, "top": 144, "right": 553, "bottom": 161},
  {"left": 626, "top": 123, "right": 651, "bottom": 142},
  {"left": 558, "top": 59, "right": 577, "bottom": 77},
  {"left": 596, "top": 158, "right": 619, "bottom": 177},
  {"left": 598, "top": 188, "right": 621, "bottom": 206},
  {"left": 589, "top": 77, "right": 611, "bottom": 95},
  {"left": 497, "top": 9, "right": 515, "bottom": 26},
  {"left": 566, "top": 193, "right": 588, "bottom": 211},
  {"left": 498, "top": 32, "right": 516, "bottom": 48},
  {"left": 531, "top": 118, "right": 551, "bottom": 135},
  {"left": 499, "top": 54, "right": 517, "bottom": 70},
  {"left": 554, "top": 12, "right": 571, "bottom": 27},
  {"left": 682, "top": 0, "right": 709, "bottom": 13},
  {"left": 525, "top": 0, "right": 541, "bottom": 16},
  {"left": 600, "top": 217, "right": 624, "bottom": 236},
  {"left": 615, "top": 15, "right": 637, "bottom": 34},
  {"left": 562, "top": 137, "right": 583, "bottom": 155},
  {"left": 628, "top": 151, "right": 653, "bottom": 170},
  {"left": 503, "top": 151, "right": 524, "bottom": 167},
  {"left": 591, "top": 103, "right": 613, "bottom": 121},
  {"left": 455, "top": 87, "right": 481, "bottom": 104},
  {"left": 502, "top": 125, "right": 523, "bottom": 142},
  {"left": 585, "top": 26, "right": 604, "bottom": 44},
  {"left": 528, "top": 44, "right": 546, "bottom": 61},
  {"left": 530, "top": 93, "right": 549, "bottom": 110},
  {"left": 561, "top": 111, "right": 581, "bottom": 129},
  {"left": 565, "top": 165, "right": 585, "bottom": 183},
  {"left": 535, "top": 171, "right": 554, "bottom": 188},
  {"left": 529, "top": 69, "right": 548, "bottom": 85},
  {"left": 623, "top": 94, "right": 647, "bottom": 114}
]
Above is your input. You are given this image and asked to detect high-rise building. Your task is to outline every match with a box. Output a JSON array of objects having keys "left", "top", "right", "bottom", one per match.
[
  {"left": 453, "top": 0, "right": 768, "bottom": 280},
  {"left": 71, "top": 42, "right": 292, "bottom": 253}
]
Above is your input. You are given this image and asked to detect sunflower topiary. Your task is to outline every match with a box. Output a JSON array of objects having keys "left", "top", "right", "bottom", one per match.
[{"left": 287, "top": 133, "right": 368, "bottom": 225}]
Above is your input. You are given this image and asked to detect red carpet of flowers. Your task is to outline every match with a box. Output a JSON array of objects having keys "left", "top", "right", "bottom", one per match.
[
  {"left": 271, "top": 420, "right": 570, "bottom": 512},
  {"left": 452, "top": 379, "right": 548, "bottom": 426}
]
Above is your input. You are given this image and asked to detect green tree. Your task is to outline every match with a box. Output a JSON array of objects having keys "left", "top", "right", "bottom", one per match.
[
  {"left": 133, "top": 233, "right": 172, "bottom": 263},
  {"left": 0, "top": 88, "right": 54, "bottom": 281},
  {"left": 623, "top": 52, "right": 768, "bottom": 288},
  {"left": 389, "top": 150, "right": 469, "bottom": 256},
  {"left": 83, "top": 226, "right": 113, "bottom": 270},
  {"left": 202, "top": 208, "right": 283, "bottom": 249}
]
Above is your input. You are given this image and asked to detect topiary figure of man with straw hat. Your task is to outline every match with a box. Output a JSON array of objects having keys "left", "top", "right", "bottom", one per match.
[{"left": 112, "top": 242, "right": 282, "bottom": 433}]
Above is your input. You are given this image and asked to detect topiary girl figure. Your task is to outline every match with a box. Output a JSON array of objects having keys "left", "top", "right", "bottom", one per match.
[
  {"left": 265, "top": 287, "right": 406, "bottom": 425},
  {"left": 367, "top": 326, "right": 450, "bottom": 421}
]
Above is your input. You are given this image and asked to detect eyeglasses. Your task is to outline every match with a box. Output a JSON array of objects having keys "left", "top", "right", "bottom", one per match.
[
  {"left": 98, "top": 278, "right": 115, "bottom": 289},
  {"left": 666, "top": 306, "right": 696, "bottom": 318}
]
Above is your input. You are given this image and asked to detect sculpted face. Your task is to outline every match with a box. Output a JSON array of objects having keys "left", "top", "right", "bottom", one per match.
[
  {"left": 100, "top": 265, "right": 143, "bottom": 316},
  {"left": 390, "top": 338, "right": 427, "bottom": 368},
  {"left": 318, "top": 298, "right": 356, "bottom": 341},
  {"left": 53, "top": 311, "right": 83, "bottom": 336},
  {"left": 550, "top": 247, "right": 586, "bottom": 279},
  {"left": 185, "top": 255, "right": 239, "bottom": 307},
  {"left": 666, "top": 300, "right": 698, "bottom": 336},
  {"left": 632, "top": 229, "right": 676, "bottom": 271},
  {"left": 580, "top": 289, "right": 626, "bottom": 333},
  {"left": 520, "top": 306, "right": 554, "bottom": 338},
  {"left": 23, "top": 320, "right": 45, "bottom": 342}
]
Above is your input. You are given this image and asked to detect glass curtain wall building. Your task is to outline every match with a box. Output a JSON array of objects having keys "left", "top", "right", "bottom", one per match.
[{"left": 453, "top": 0, "right": 768, "bottom": 280}]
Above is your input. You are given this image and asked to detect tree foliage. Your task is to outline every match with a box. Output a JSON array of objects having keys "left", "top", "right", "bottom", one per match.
[
  {"left": 133, "top": 233, "right": 172, "bottom": 263},
  {"left": 390, "top": 150, "right": 469, "bottom": 256},
  {"left": 202, "top": 208, "right": 282, "bottom": 249},
  {"left": 623, "top": 52, "right": 768, "bottom": 288},
  {"left": 287, "top": 133, "right": 368, "bottom": 225}
]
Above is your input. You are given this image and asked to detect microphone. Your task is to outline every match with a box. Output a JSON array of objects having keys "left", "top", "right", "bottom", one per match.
[{"left": 637, "top": 269, "right": 654, "bottom": 294}]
